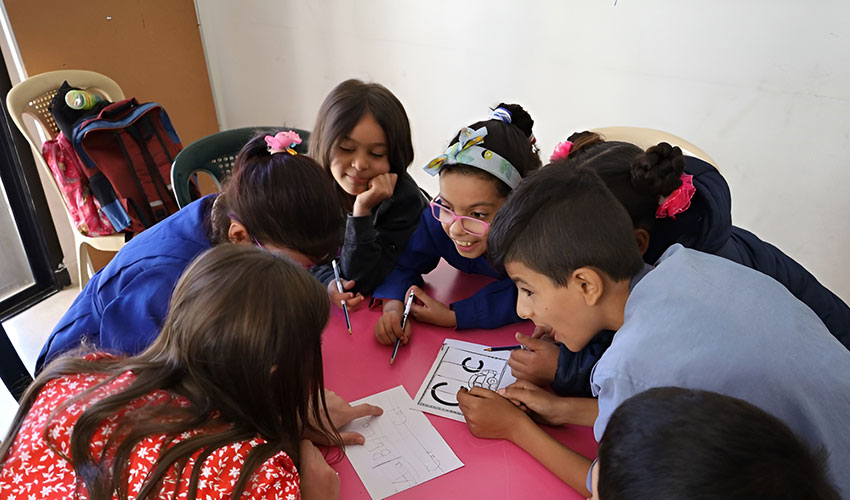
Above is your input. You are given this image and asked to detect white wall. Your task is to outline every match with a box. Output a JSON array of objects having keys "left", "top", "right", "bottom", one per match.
[{"left": 196, "top": 0, "right": 850, "bottom": 302}]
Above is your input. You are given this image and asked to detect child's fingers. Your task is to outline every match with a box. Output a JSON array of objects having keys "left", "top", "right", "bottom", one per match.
[
  {"left": 515, "top": 332, "right": 547, "bottom": 351},
  {"left": 386, "top": 172, "right": 398, "bottom": 190},
  {"left": 374, "top": 317, "right": 396, "bottom": 345},
  {"left": 348, "top": 402, "right": 384, "bottom": 420},
  {"left": 342, "top": 279, "right": 356, "bottom": 291},
  {"left": 338, "top": 431, "right": 367, "bottom": 445},
  {"left": 409, "top": 301, "right": 427, "bottom": 318},
  {"left": 531, "top": 325, "right": 549, "bottom": 339},
  {"left": 345, "top": 293, "right": 365, "bottom": 310},
  {"left": 466, "top": 386, "right": 499, "bottom": 399},
  {"left": 408, "top": 285, "right": 431, "bottom": 305},
  {"left": 401, "top": 320, "right": 413, "bottom": 344}
]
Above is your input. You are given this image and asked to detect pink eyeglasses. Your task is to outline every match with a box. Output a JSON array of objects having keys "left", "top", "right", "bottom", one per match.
[{"left": 429, "top": 201, "right": 490, "bottom": 236}]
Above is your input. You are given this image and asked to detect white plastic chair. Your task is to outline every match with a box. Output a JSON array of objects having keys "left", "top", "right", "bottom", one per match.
[
  {"left": 7, "top": 70, "right": 126, "bottom": 288},
  {"left": 590, "top": 126, "right": 717, "bottom": 168}
]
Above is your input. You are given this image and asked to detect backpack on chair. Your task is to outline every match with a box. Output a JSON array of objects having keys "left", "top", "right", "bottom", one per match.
[{"left": 71, "top": 98, "right": 182, "bottom": 233}]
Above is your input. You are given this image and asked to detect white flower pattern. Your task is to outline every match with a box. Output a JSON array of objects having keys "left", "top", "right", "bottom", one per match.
[{"left": 0, "top": 358, "right": 301, "bottom": 499}]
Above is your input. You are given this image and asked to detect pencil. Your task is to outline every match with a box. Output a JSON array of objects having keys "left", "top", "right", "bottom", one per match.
[
  {"left": 391, "top": 290, "right": 415, "bottom": 365},
  {"left": 484, "top": 344, "right": 526, "bottom": 352},
  {"left": 331, "top": 259, "right": 352, "bottom": 335}
]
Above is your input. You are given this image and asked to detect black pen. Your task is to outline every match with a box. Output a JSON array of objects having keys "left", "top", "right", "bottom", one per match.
[{"left": 391, "top": 290, "right": 415, "bottom": 365}]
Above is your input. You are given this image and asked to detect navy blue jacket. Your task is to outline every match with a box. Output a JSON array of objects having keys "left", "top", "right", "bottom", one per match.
[
  {"left": 553, "top": 157, "right": 850, "bottom": 396},
  {"left": 373, "top": 209, "right": 521, "bottom": 330},
  {"left": 36, "top": 196, "right": 214, "bottom": 372}
]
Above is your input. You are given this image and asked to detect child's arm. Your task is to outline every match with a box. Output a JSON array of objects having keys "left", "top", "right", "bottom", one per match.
[
  {"left": 451, "top": 277, "right": 522, "bottom": 329},
  {"left": 340, "top": 173, "right": 428, "bottom": 294},
  {"left": 457, "top": 387, "right": 593, "bottom": 496},
  {"left": 550, "top": 331, "right": 616, "bottom": 397},
  {"left": 372, "top": 210, "right": 442, "bottom": 302}
]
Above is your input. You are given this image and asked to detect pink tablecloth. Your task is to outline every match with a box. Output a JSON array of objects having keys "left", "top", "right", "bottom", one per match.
[{"left": 322, "top": 261, "right": 597, "bottom": 499}]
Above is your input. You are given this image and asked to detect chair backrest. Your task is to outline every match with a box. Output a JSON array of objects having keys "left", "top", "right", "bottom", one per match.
[
  {"left": 170, "top": 126, "right": 311, "bottom": 209},
  {"left": 7, "top": 70, "right": 124, "bottom": 161},
  {"left": 589, "top": 126, "right": 717, "bottom": 168}
]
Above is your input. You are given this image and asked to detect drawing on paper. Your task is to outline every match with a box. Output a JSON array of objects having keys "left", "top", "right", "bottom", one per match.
[
  {"left": 414, "top": 339, "right": 517, "bottom": 422},
  {"left": 340, "top": 386, "right": 463, "bottom": 499}
]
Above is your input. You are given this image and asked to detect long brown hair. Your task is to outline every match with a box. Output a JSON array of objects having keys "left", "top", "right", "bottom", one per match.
[{"left": 0, "top": 245, "right": 341, "bottom": 500}]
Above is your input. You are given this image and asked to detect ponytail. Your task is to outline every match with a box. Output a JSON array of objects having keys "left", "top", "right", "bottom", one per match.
[{"left": 630, "top": 142, "right": 686, "bottom": 199}]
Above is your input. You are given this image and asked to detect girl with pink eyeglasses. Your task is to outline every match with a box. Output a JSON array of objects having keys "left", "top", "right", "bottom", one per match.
[{"left": 373, "top": 104, "right": 541, "bottom": 345}]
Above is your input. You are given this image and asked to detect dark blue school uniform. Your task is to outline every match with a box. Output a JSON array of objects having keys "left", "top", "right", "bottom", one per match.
[
  {"left": 36, "top": 196, "right": 215, "bottom": 372},
  {"left": 554, "top": 157, "right": 850, "bottom": 397},
  {"left": 372, "top": 210, "right": 521, "bottom": 330}
]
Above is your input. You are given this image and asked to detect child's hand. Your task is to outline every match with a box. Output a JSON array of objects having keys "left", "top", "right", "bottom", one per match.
[
  {"left": 456, "top": 386, "right": 532, "bottom": 442},
  {"left": 508, "top": 332, "right": 560, "bottom": 387},
  {"left": 298, "top": 440, "right": 340, "bottom": 500},
  {"left": 352, "top": 172, "right": 398, "bottom": 217},
  {"left": 498, "top": 380, "right": 573, "bottom": 427},
  {"left": 531, "top": 324, "right": 554, "bottom": 340},
  {"left": 409, "top": 286, "right": 457, "bottom": 328},
  {"left": 374, "top": 299, "right": 412, "bottom": 345},
  {"left": 327, "top": 279, "right": 365, "bottom": 311},
  {"left": 305, "top": 389, "right": 383, "bottom": 446}
]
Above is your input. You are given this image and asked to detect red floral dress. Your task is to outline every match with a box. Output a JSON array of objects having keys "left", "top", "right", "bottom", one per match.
[{"left": 0, "top": 366, "right": 301, "bottom": 499}]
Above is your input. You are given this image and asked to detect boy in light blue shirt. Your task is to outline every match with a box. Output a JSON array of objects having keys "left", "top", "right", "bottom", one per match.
[{"left": 456, "top": 166, "right": 850, "bottom": 498}]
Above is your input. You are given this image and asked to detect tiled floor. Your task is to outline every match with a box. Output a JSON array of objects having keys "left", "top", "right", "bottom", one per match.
[{"left": 1, "top": 287, "right": 79, "bottom": 433}]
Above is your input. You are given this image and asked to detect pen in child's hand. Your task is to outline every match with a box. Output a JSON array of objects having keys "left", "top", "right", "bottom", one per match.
[
  {"left": 391, "top": 290, "right": 415, "bottom": 365},
  {"left": 331, "top": 259, "right": 352, "bottom": 335},
  {"left": 484, "top": 344, "right": 528, "bottom": 352}
]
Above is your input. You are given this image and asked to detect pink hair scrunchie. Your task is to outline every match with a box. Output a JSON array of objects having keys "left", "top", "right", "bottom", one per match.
[
  {"left": 265, "top": 130, "right": 302, "bottom": 155},
  {"left": 550, "top": 140, "right": 573, "bottom": 162},
  {"left": 656, "top": 174, "right": 695, "bottom": 219}
]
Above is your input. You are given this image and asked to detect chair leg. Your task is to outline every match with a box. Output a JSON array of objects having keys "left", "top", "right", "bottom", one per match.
[{"left": 77, "top": 241, "right": 90, "bottom": 289}]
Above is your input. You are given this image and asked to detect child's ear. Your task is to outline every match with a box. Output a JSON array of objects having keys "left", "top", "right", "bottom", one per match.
[
  {"left": 571, "top": 267, "right": 605, "bottom": 306},
  {"left": 634, "top": 228, "right": 650, "bottom": 256},
  {"left": 227, "top": 220, "right": 252, "bottom": 245}
]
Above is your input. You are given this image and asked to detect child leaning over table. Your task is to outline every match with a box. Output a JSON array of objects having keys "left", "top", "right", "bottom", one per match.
[
  {"left": 1, "top": 245, "right": 383, "bottom": 500},
  {"left": 373, "top": 104, "right": 541, "bottom": 346},
  {"left": 456, "top": 166, "right": 850, "bottom": 498}
]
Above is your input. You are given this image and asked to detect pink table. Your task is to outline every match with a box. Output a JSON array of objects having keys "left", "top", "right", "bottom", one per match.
[{"left": 322, "top": 262, "right": 597, "bottom": 499}]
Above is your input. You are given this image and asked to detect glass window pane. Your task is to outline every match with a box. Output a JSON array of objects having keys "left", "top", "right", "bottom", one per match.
[{"left": 0, "top": 174, "right": 35, "bottom": 301}]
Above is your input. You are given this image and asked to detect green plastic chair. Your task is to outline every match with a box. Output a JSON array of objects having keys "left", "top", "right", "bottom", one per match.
[{"left": 171, "top": 126, "right": 311, "bottom": 209}]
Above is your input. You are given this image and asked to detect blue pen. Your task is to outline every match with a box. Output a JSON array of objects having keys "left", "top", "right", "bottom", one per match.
[
  {"left": 331, "top": 259, "right": 352, "bottom": 335},
  {"left": 391, "top": 290, "right": 415, "bottom": 365}
]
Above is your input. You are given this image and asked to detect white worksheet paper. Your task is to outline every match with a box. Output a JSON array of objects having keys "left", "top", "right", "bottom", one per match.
[
  {"left": 414, "top": 339, "right": 517, "bottom": 422},
  {"left": 340, "top": 385, "right": 464, "bottom": 499}
]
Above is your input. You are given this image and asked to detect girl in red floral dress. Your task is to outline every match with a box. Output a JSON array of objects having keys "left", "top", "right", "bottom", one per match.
[{"left": 0, "top": 244, "right": 381, "bottom": 499}]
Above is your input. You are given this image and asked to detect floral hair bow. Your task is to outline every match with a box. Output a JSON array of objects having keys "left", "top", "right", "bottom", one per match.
[
  {"left": 656, "top": 174, "right": 696, "bottom": 219},
  {"left": 265, "top": 130, "right": 302, "bottom": 155},
  {"left": 423, "top": 126, "right": 522, "bottom": 190}
]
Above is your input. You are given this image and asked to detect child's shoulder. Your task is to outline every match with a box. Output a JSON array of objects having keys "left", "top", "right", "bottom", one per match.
[{"left": 392, "top": 171, "right": 428, "bottom": 204}]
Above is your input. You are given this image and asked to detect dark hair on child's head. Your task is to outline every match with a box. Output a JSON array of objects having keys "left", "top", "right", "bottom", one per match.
[
  {"left": 210, "top": 131, "right": 342, "bottom": 261},
  {"left": 441, "top": 103, "right": 542, "bottom": 198},
  {"left": 488, "top": 166, "right": 644, "bottom": 285},
  {"left": 597, "top": 387, "right": 841, "bottom": 500},
  {"left": 309, "top": 79, "right": 413, "bottom": 176},
  {"left": 552, "top": 131, "right": 687, "bottom": 231}
]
